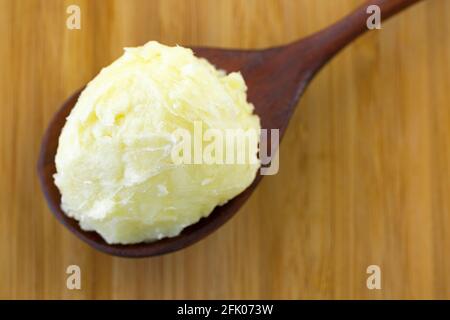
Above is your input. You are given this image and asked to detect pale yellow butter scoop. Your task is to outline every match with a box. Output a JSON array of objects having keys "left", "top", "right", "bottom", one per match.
[{"left": 54, "top": 41, "right": 260, "bottom": 244}]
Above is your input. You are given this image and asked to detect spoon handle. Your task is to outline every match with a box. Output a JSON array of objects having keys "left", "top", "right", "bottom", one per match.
[{"left": 289, "top": 0, "right": 424, "bottom": 77}]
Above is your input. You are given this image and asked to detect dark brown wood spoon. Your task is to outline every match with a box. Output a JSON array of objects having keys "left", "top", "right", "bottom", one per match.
[{"left": 38, "top": 0, "right": 423, "bottom": 257}]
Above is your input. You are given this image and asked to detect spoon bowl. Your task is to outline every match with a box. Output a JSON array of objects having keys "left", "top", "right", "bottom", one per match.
[{"left": 38, "top": 0, "right": 422, "bottom": 257}]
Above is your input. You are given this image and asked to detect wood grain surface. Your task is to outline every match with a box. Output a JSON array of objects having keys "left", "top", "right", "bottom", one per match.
[{"left": 0, "top": 0, "right": 449, "bottom": 299}]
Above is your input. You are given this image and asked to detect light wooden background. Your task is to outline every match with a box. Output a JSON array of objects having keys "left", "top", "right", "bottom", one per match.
[{"left": 0, "top": 0, "right": 449, "bottom": 299}]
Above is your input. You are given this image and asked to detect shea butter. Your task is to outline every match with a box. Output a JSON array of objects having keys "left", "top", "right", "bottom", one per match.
[{"left": 54, "top": 41, "right": 260, "bottom": 244}]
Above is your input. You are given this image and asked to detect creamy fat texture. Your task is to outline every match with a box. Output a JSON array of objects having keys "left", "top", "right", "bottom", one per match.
[{"left": 54, "top": 41, "right": 260, "bottom": 244}]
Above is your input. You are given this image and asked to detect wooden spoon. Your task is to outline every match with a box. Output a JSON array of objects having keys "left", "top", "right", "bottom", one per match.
[{"left": 38, "top": 0, "right": 423, "bottom": 257}]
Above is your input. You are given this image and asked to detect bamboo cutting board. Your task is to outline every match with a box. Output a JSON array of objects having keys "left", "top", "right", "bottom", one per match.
[{"left": 1, "top": 0, "right": 449, "bottom": 299}]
